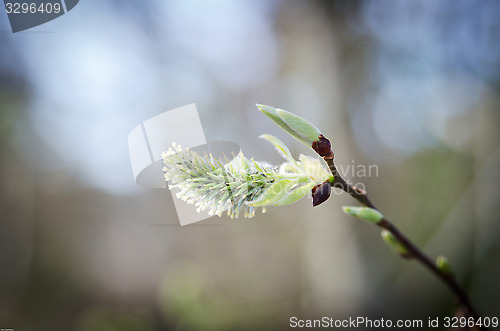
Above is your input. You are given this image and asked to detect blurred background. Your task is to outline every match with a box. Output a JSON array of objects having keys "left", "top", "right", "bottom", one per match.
[{"left": 1, "top": 0, "right": 500, "bottom": 330}]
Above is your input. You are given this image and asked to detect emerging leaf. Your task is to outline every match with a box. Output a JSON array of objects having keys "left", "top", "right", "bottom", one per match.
[
  {"left": 246, "top": 179, "right": 296, "bottom": 207},
  {"left": 342, "top": 206, "right": 384, "bottom": 224},
  {"left": 276, "top": 108, "right": 321, "bottom": 144},
  {"left": 257, "top": 104, "right": 321, "bottom": 146},
  {"left": 273, "top": 181, "right": 316, "bottom": 206},
  {"left": 260, "top": 134, "right": 297, "bottom": 166},
  {"left": 299, "top": 154, "right": 332, "bottom": 183}
]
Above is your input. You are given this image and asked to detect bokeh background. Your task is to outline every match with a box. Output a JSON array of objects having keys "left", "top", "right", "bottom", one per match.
[{"left": 1, "top": 0, "right": 500, "bottom": 330}]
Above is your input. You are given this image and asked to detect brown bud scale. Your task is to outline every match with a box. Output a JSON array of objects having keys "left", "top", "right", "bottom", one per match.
[
  {"left": 312, "top": 134, "right": 334, "bottom": 159},
  {"left": 311, "top": 180, "right": 331, "bottom": 207}
]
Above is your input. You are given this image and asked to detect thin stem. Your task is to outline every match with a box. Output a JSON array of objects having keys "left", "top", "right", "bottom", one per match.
[
  {"left": 323, "top": 157, "right": 486, "bottom": 330},
  {"left": 377, "top": 219, "right": 481, "bottom": 321},
  {"left": 326, "top": 159, "right": 376, "bottom": 209}
]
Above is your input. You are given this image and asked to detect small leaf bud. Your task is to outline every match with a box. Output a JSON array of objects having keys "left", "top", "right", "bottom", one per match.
[
  {"left": 436, "top": 255, "right": 454, "bottom": 278},
  {"left": 342, "top": 206, "right": 384, "bottom": 224},
  {"left": 312, "top": 180, "right": 331, "bottom": 207},
  {"left": 381, "top": 230, "right": 411, "bottom": 259}
]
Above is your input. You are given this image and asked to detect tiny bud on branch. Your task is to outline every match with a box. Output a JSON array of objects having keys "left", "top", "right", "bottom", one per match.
[
  {"left": 436, "top": 255, "right": 454, "bottom": 278},
  {"left": 312, "top": 180, "right": 331, "bottom": 206},
  {"left": 381, "top": 229, "right": 411, "bottom": 259},
  {"left": 342, "top": 206, "right": 384, "bottom": 224},
  {"left": 312, "top": 134, "right": 334, "bottom": 159}
]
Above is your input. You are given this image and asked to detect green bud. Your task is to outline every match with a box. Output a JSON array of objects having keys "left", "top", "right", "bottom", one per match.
[
  {"left": 436, "top": 255, "right": 453, "bottom": 277},
  {"left": 276, "top": 108, "right": 321, "bottom": 144},
  {"left": 257, "top": 104, "right": 321, "bottom": 146},
  {"left": 342, "top": 206, "right": 384, "bottom": 224},
  {"left": 381, "top": 230, "right": 411, "bottom": 258}
]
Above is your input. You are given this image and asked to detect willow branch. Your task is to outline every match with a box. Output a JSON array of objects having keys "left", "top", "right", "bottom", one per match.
[{"left": 319, "top": 142, "right": 485, "bottom": 330}]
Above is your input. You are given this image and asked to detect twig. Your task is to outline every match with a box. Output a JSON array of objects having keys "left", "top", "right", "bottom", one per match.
[{"left": 321, "top": 143, "right": 486, "bottom": 331}]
